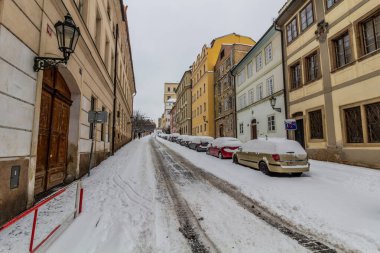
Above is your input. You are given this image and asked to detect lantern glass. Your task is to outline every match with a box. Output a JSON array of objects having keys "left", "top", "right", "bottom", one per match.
[
  {"left": 270, "top": 96, "right": 276, "bottom": 108},
  {"left": 54, "top": 14, "right": 80, "bottom": 57}
]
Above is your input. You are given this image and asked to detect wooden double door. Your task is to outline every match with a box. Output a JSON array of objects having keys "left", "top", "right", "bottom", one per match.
[{"left": 35, "top": 69, "right": 72, "bottom": 195}]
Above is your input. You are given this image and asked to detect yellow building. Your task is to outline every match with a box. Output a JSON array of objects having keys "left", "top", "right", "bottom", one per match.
[
  {"left": 191, "top": 34, "right": 255, "bottom": 137},
  {"left": 277, "top": 0, "right": 380, "bottom": 169}
]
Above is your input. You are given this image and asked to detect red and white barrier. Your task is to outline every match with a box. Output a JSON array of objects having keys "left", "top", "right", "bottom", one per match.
[{"left": 0, "top": 180, "right": 84, "bottom": 253}]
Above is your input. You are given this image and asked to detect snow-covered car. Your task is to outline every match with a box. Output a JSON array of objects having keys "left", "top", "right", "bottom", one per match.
[
  {"left": 168, "top": 133, "right": 180, "bottom": 142},
  {"left": 207, "top": 137, "right": 242, "bottom": 159},
  {"left": 232, "top": 138, "right": 309, "bottom": 176},
  {"left": 176, "top": 135, "right": 188, "bottom": 145},
  {"left": 188, "top": 136, "right": 214, "bottom": 152},
  {"left": 180, "top": 135, "right": 192, "bottom": 147},
  {"left": 159, "top": 133, "right": 169, "bottom": 140}
]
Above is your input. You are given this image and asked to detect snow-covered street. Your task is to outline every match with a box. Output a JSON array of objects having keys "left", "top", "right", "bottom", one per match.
[{"left": 2, "top": 136, "right": 380, "bottom": 253}]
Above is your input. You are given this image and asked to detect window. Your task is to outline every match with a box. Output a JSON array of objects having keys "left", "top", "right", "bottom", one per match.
[
  {"left": 361, "top": 13, "right": 380, "bottom": 55},
  {"left": 204, "top": 102, "right": 206, "bottom": 112},
  {"left": 204, "top": 84, "right": 206, "bottom": 93},
  {"left": 309, "top": 109, "right": 324, "bottom": 139},
  {"left": 218, "top": 102, "right": 222, "bottom": 114},
  {"left": 344, "top": 106, "right": 363, "bottom": 143},
  {"left": 290, "top": 62, "right": 302, "bottom": 89},
  {"left": 247, "top": 61, "right": 253, "bottom": 78},
  {"left": 237, "top": 69, "right": 246, "bottom": 86},
  {"left": 365, "top": 102, "right": 380, "bottom": 143},
  {"left": 220, "top": 49, "right": 225, "bottom": 59},
  {"left": 300, "top": 2, "right": 314, "bottom": 31},
  {"left": 101, "top": 107, "right": 105, "bottom": 141},
  {"left": 256, "top": 84, "right": 263, "bottom": 101},
  {"left": 287, "top": 17, "right": 298, "bottom": 43},
  {"left": 95, "top": 9, "right": 102, "bottom": 50},
  {"left": 266, "top": 76, "right": 274, "bottom": 96},
  {"left": 256, "top": 53, "right": 263, "bottom": 71},
  {"left": 333, "top": 32, "right": 352, "bottom": 68},
  {"left": 89, "top": 96, "right": 96, "bottom": 139},
  {"left": 239, "top": 123, "right": 244, "bottom": 134},
  {"left": 268, "top": 115, "right": 276, "bottom": 132},
  {"left": 204, "top": 123, "right": 207, "bottom": 132},
  {"left": 265, "top": 43, "right": 273, "bottom": 63},
  {"left": 326, "top": 0, "right": 340, "bottom": 9},
  {"left": 200, "top": 105, "right": 203, "bottom": 113},
  {"left": 248, "top": 89, "right": 254, "bottom": 104},
  {"left": 305, "top": 52, "right": 319, "bottom": 82}
]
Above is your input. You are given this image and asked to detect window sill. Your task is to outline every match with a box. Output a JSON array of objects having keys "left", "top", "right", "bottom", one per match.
[
  {"left": 331, "top": 60, "right": 357, "bottom": 73},
  {"left": 357, "top": 48, "right": 380, "bottom": 63},
  {"left": 289, "top": 85, "right": 304, "bottom": 92},
  {"left": 304, "top": 76, "right": 322, "bottom": 86}
]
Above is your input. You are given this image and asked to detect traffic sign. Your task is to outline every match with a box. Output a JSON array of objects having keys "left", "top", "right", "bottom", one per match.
[{"left": 285, "top": 119, "right": 297, "bottom": 131}]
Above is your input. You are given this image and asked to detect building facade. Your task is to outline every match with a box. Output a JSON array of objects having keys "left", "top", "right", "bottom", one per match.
[
  {"left": 191, "top": 34, "right": 255, "bottom": 137},
  {"left": 176, "top": 70, "right": 192, "bottom": 135},
  {"left": 162, "top": 83, "right": 178, "bottom": 131},
  {"left": 277, "top": 0, "right": 380, "bottom": 168},
  {"left": 233, "top": 26, "right": 286, "bottom": 143},
  {"left": 0, "top": 0, "right": 135, "bottom": 225},
  {"left": 170, "top": 103, "right": 177, "bottom": 134},
  {"left": 214, "top": 44, "right": 253, "bottom": 138}
]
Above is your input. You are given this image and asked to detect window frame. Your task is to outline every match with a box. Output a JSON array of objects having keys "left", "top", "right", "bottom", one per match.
[
  {"left": 300, "top": 2, "right": 315, "bottom": 32},
  {"left": 286, "top": 17, "right": 299, "bottom": 44},
  {"left": 340, "top": 98, "right": 380, "bottom": 147},
  {"left": 289, "top": 61, "right": 302, "bottom": 90},
  {"left": 267, "top": 115, "right": 276, "bottom": 132},
  {"left": 265, "top": 43, "right": 273, "bottom": 64},
  {"left": 304, "top": 49, "right": 321, "bottom": 83},
  {"left": 307, "top": 108, "right": 325, "bottom": 141}
]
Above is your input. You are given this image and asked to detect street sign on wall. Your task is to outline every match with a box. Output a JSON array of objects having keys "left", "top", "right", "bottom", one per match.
[
  {"left": 285, "top": 119, "right": 297, "bottom": 131},
  {"left": 88, "top": 111, "right": 108, "bottom": 124}
]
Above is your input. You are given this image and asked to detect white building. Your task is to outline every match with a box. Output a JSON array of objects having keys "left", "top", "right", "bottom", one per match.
[{"left": 233, "top": 25, "right": 286, "bottom": 143}]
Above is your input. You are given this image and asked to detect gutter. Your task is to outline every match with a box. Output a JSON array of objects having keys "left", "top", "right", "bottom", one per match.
[
  {"left": 274, "top": 23, "right": 290, "bottom": 139},
  {"left": 112, "top": 24, "right": 119, "bottom": 155}
]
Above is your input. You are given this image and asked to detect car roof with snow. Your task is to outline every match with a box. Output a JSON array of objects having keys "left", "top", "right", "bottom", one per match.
[
  {"left": 212, "top": 137, "right": 242, "bottom": 148},
  {"left": 241, "top": 138, "right": 307, "bottom": 155}
]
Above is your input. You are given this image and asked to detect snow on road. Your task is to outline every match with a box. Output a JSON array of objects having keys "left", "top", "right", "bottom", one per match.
[
  {"left": 157, "top": 137, "right": 380, "bottom": 252},
  {"left": 2, "top": 135, "right": 379, "bottom": 252},
  {"left": 47, "top": 137, "right": 189, "bottom": 253}
]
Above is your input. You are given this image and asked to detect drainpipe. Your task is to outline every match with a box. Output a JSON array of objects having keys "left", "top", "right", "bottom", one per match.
[
  {"left": 112, "top": 24, "right": 119, "bottom": 155},
  {"left": 275, "top": 23, "right": 290, "bottom": 139}
]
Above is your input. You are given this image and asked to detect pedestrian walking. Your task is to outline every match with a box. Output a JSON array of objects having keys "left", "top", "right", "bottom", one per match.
[{"left": 138, "top": 132, "right": 141, "bottom": 139}]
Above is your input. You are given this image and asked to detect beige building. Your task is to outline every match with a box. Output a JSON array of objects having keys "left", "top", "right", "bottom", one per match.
[
  {"left": 0, "top": 0, "right": 135, "bottom": 225},
  {"left": 176, "top": 70, "right": 192, "bottom": 135},
  {"left": 277, "top": 0, "right": 380, "bottom": 169},
  {"left": 162, "top": 82, "right": 178, "bottom": 131}
]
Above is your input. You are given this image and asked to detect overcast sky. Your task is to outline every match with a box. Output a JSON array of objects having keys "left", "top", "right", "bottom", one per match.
[{"left": 125, "top": 0, "right": 285, "bottom": 122}]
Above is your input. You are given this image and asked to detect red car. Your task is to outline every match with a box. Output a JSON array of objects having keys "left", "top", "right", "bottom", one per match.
[{"left": 207, "top": 137, "right": 242, "bottom": 159}]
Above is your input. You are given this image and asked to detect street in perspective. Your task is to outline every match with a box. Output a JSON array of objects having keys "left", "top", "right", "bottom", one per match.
[{"left": 0, "top": 0, "right": 380, "bottom": 253}]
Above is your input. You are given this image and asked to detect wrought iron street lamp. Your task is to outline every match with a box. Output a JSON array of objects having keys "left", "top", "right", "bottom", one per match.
[
  {"left": 34, "top": 14, "right": 80, "bottom": 72},
  {"left": 269, "top": 96, "right": 282, "bottom": 112}
]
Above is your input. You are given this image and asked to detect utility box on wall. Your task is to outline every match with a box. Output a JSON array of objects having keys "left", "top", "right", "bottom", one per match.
[{"left": 10, "top": 166, "right": 20, "bottom": 189}]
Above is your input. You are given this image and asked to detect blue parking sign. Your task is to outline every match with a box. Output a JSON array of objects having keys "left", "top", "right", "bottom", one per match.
[{"left": 285, "top": 119, "right": 297, "bottom": 131}]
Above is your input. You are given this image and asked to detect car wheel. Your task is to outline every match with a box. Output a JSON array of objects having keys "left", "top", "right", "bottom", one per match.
[
  {"left": 218, "top": 152, "right": 223, "bottom": 159},
  {"left": 259, "top": 162, "right": 271, "bottom": 176},
  {"left": 233, "top": 155, "right": 239, "bottom": 164},
  {"left": 206, "top": 149, "right": 210, "bottom": 155},
  {"left": 292, "top": 172, "right": 302, "bottom": 177}
]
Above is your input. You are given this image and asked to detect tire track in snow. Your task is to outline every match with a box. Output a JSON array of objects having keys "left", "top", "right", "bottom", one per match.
[
  {"left": 156, "top": 138, "right": 339, "bottom": 253},
  {"left": 150, "top": 140, "right": 220, "bottom": 253}
]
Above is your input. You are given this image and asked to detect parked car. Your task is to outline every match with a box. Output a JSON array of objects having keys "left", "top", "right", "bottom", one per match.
[
  {"left": 232, "top": 138, "right": 309, "bottom": 176},
  {"left": 176, "top": 135, "right": 188, "bottom": 145},
  {"left": 188, "top": 136, "right": 214, "bottom": 152},
  {"left": 207, "top": 137, "right": 242, "bottom": 159},
  {"left": 180, "top": 135, "right": 192, "bottom": 147},
  {"left": 169, "top": 133, "right": 180, "bottom": 142}
]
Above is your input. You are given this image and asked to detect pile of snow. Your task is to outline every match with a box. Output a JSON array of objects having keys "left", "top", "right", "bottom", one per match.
[
  {"left": 212, "top": 137, "right": 242, "bottom": 148},
  {"left": 171, "top": 133, "right": 180, "bottom": 137},
  {"left": 242, "top": 138, "right": 307, "bottom": 157}
]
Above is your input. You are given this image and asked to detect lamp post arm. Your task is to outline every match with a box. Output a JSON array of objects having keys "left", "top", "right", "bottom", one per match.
[{"left": 34, "top": 57, "right": 67, "bottom": 72}]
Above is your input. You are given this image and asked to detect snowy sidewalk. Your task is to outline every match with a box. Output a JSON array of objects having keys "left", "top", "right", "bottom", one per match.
[{"left": 158, "top": 137, "right": 380, "bottom": 252}]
